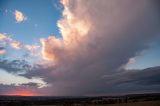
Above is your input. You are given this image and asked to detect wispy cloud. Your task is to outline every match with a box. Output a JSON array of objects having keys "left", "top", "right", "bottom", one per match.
[
  {"left": 14, "top": 10, "right": 27, "bottom": 23},
  {"left": 25, "top": 44, "right": 39, "bottom": 52},
  {"left": 10, "top": 41, "right": 23, "bottom": 49},
  {"left": 25, "top": 44, "right": 40, "bottom": 56},
  {"left": 0, "top": 33, "right": 40, "bottom": 56},
  {"left": 0, "top": 33, "right": 11, "bottom": 41}
]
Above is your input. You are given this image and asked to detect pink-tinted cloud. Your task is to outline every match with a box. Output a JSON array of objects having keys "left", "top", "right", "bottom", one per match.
[
  {"left": 10, "top": 41, "right": 23, "bottom": 49},
  {"left": 36, "top": 0, "right": 160, "bottom": 95},
  {"left": 40, "top": 36, "right": 65, "bottom": 61},
  {"left": 14, "top": 10, "right": 27, "bottom": 23},
  {"left": 0, "top": 47, "right": 6, "bottom": 55},
  {"left": 25, "top": 44, "right": 39, "bottom": 54},
  {"left": 0, "top": 33, "right": 11, "bottom": 41}
]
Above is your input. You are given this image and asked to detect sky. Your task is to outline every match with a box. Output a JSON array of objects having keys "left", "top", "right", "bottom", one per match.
[{"left": 0, "top": 0, "right": 160, "bottom": 96}]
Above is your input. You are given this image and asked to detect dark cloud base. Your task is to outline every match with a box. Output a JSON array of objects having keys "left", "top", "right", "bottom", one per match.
[{"left": 0, "top": 60, "right": 160, "bottom": 96}]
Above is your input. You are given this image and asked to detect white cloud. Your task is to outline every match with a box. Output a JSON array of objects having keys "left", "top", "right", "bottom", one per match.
[
  {"left": 0, "top": 33, "right": 41, "bottom": 57},
  {"left": 25, "top": 44, "right": 40, "bottom": 56},
  {"left": 14, "top": 10, "right": 27, "bottom": 23},
  {"left": 10, "top": 41, "right": 23, "bottom": 49},
  {"left": 0, "top": 33, "right": 11, "bottom": 41}
]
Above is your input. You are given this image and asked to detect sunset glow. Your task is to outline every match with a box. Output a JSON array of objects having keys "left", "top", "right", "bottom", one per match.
[{"left": 8, "top": 90, "right": 36, "bottom": 96}]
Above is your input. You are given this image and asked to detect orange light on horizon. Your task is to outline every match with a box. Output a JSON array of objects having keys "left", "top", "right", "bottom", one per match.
[
  {"left": 7, "top": 90, "right": 36, "bottom": 96},
  {"left": 18, "top": 91, "right": 35, "bottom": 96}
]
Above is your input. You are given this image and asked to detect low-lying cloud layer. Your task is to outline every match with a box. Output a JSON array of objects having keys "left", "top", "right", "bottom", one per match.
[{"left": 0, "top": 0, "right": 160, "bottom": 96}]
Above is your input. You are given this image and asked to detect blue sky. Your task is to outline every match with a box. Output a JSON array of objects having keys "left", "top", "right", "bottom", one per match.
[
  {"left": 0, "top": 0, "right": 159, "bottom": 69},
  {"left": 127, "top": 40, "right": 160, "bottom": 69},
  {"left": 0, "top": 0, "right": 61, "bottom": 44},
  {"left": 0, "top": 0, "right": 62, "bottom": 62}
]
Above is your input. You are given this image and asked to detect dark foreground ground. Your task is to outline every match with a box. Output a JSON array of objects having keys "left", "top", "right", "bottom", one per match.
[{"left": 0, "top": 93, "right": 160, "bottom": 106}]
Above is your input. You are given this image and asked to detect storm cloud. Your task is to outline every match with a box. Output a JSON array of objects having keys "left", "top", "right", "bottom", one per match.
[{"left": 37, "top": 0, "right": 160, "bottom": 95}]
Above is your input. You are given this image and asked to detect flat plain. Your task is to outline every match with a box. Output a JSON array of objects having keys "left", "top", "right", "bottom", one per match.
[{"left": 1, "top": 93, "right": 160, "bottom": 106}]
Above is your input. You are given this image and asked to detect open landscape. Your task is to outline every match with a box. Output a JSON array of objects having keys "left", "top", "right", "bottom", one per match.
[
  {"left": 0, "top": 93, "right": 160, "bottom": 106},
  {"left": 0, "top": 0, "right": 160, "bottom": 106}
]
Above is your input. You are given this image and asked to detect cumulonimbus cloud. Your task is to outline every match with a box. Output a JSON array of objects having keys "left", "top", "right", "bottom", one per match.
[{"left": 37, "top": 0, "right": 160, "bottom": 96}]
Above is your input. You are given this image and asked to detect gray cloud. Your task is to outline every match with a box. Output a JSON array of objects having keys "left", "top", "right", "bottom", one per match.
[
  {"left": 0, "top": 84, "right": 41, "bottom": 95},
  {"left": 100, "top": 66, "right": 160, "bottom": 94},
  {"left": 0, "top": 66, "right": 160, "bottom": 96},
  {"left": 0, "top": 47, "right": 5, "bottom": 50},
  {"left": 20, "top": 82, "right": 41, "bottom": 87},
  {"left": 38, "top": 0, "right": 160, "bottom": 95},
  {"left": 26, "top": 0, "right": 160, "bottom": 95},
  {"left": 0, "top": 47, "right": 6, "bottom": 55},
  {"left": 0, "top": 59, "right": 31, "bottom": 74}
]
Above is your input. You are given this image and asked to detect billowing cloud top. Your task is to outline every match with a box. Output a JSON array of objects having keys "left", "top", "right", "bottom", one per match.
[{"left": 36, "top": 0, "right": 160, "bottom": 95}]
